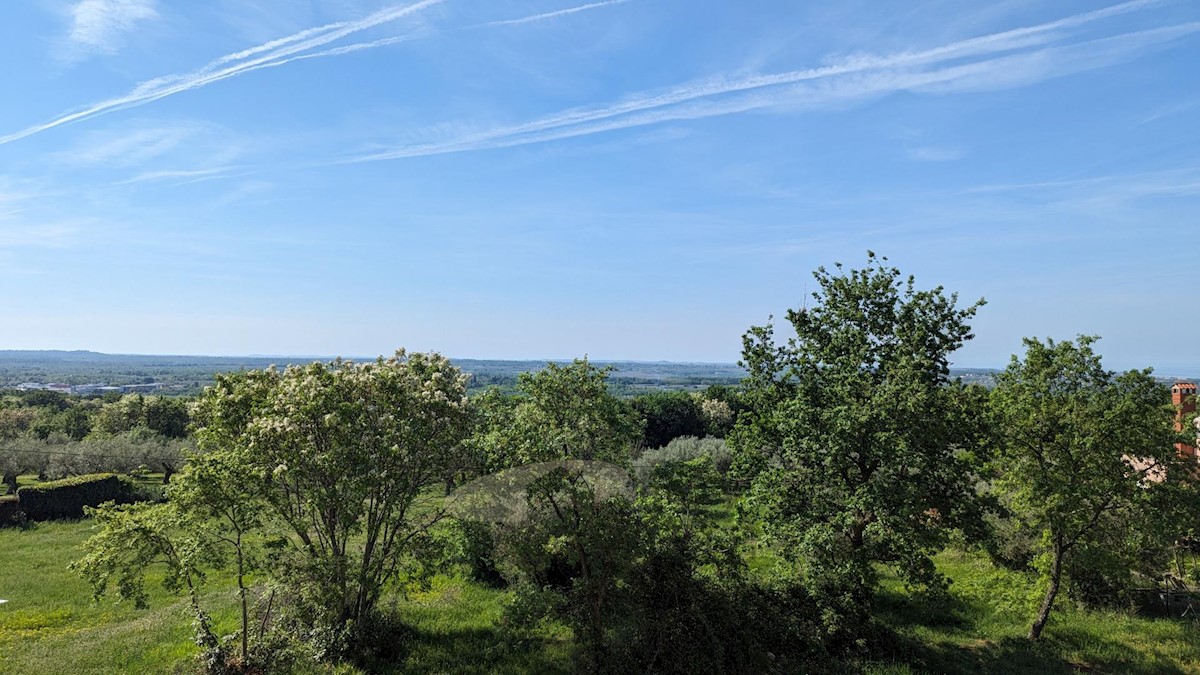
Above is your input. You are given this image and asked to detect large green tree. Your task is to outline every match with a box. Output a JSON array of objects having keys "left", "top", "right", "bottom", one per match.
[
  {"left": 989, "top": 336, "right": 1193, "bottom": 640},
  {"left": 732, "top": 253, "right": 987, "bottom": 630}
]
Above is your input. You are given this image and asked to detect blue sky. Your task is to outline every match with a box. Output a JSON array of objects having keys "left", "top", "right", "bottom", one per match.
[{"left": 1, "top": 0, "right": 1198, "bottom": 372}]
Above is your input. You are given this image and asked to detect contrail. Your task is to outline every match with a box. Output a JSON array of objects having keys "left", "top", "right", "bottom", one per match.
[
  {"left": 0, "top": 0, "right": 446, "bottom": 146},
  {"left": 486, "top": 0, "right": 632, "bottom": 27},
  {"left": 350, "top": 0, "right": 1174, "bottom": 162},
  {"left": 263, "top": 0, "right": 633, "bottom": 67},
  {"left": 0, "top": 0, "right": 641, "bottom": 147}
]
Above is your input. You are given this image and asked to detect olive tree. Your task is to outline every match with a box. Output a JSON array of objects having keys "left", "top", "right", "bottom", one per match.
[
  {"left": 0, "top": 408, "right": 38, "bottom": 492},
  {"left": 989, "top": 336, "right": 1191, "bottom": 640},
  {"left": 732, "top": 253, "right": 987, "bottom": 632}
]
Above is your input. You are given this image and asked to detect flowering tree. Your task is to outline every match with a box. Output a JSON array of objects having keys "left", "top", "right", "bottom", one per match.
[
  {"left": 217, "top": 351, "right": 470, "bottom": 647},
  {"left": 81, "top": 350, "right": 472, "bottom": 668}
]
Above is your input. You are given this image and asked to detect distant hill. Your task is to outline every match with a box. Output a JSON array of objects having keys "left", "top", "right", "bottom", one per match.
[
  {"left": 0, "top": 350, "right": 750, "bottom": 396},
  {"left": 0, "top": 350, "right": 1032, "bottom": 396}
]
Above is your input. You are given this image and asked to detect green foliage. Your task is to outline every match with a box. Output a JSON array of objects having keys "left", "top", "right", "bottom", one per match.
[
  {"left": 30, "top": 405, "right": 93, "bottom": 441},
  {"left": 38, "top": 430, "right": 190, "bottom": 481},
  {"left": 478, "top": 359, "right": 643, "bottom": 468},
  {"left": 190, "top": 350, "right": 472, "bottom": 659},
  {"left": 630, "top": 391, "right": 706, "bottom": 449},
  {"left": 16, "top": 472, "right": 142, "bottom": 520},
  {"left": 441, "top": 519, "right": 507, "bottom": 587},
  {"left": 461, "top": 388, "right": 519, "bottom": 477},
  {"left": 988, "top": 336, "right": 1196, "bottom": 640},
  {"left": 167, "top": 447, "right": 269, "bottom": 666},
  {"left": 488, "top": 460, "right": 827, "bottom": 673},
  {"left": 73, "top": 502, "right": 210, "bottom": 608},
  {"left": 71, "top": 501, "right": 234, "bottom": 672},
  {"left": 731, "top": 253, "right": 988, "bottom": 638},
  {"left": 635, "top": 435, "right": 732, "bottom": 484},
  {"left": 696, "top": 384, "right": 745, "bottom": 438},
  {"left": 0, "top": 493, "right": 22, "bottom": 525},
  {"left": 94, "top": 394, "right": 190, "bottom": 438}
]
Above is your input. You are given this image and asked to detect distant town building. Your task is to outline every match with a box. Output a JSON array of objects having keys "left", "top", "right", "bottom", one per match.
[{"left": 12, "top": 381, "right": 166, "bottom": 395}]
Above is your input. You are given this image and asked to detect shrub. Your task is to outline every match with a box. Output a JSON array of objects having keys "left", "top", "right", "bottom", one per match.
[
  {"left": 636, "top": 436, "right": 732, "bottom": 483},
  {"left": 17, "top": 473, "right": 140, "bottom": 520},
  {"left": 442, "top": 520, "right": 507, "bottom": 587}
]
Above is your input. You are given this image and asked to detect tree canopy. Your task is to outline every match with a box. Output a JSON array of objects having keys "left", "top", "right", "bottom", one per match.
[
  {"left": 732, "top": 252, "right": 988, "bottom": 630},
  {"left": 989, "top": 336, "right": 1194, "bottom": 639}
]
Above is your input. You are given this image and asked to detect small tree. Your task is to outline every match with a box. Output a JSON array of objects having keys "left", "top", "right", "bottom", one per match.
[
  {"left": 989, "top": 336, "right": 1191, "bottom": 640},
  {"left": 73, "top": 501, "right": 232, "bottom": 673},
  {"left": 732, "top": 253, "right": 987, "bottom": 634},
  {"left": 167, "top": 449, "right": 265, "bottom": 665},
  {"left": 490, "top": 359, "right": 642, "bottom": 466},
  {"left": 0, "top": 408, "right": 38, "bottom": 492}
]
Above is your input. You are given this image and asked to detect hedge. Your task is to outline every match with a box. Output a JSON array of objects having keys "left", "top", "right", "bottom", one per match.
[
  {"left": 0, "top": 494, "right": 21, "bottom": 525},
  {"left": 16, "top": 473, "right": 140, "bottom": 521}
]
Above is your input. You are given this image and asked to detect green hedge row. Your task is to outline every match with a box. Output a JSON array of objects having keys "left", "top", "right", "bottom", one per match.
[
  {"left": 0, "top": 494, "right": 21, "bottom": 525},
  {"left": 16, "top": 473, "right": 140, "bottom": 521}
]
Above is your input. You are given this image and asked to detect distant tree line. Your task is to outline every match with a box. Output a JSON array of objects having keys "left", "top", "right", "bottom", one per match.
[{"left": 1, "top": 392, "right": 190, "bottom": 492}]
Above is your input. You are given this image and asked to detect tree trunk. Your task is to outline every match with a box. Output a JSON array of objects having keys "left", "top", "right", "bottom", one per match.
[
  {"left": 1029, "top": 534, "right": 1065, "bottom": 640},
  {"left": 236, "top": 534, "right": 249, "bottom": 663},
  {"left": 2, "top": 472, "right": 17, "bottom": 495}
]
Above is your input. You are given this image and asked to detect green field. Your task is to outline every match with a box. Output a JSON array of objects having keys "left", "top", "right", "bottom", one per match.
[
  {"left": 0, "top": 519, "right": 571, "bottom": 674},
  {"left": 3, "top": 519, "right": 1198, "bottom": 674}
]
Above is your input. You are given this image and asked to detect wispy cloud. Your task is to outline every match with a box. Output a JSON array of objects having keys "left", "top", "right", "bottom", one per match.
[
  {"left": 4, "top": 0, "right": 638, "bottom": 147},
  {"left": 247, "top": 0, "right": 636, "bottom": 73},
  {"left": 485, "top": 0, "right": 632, "bottom": 27},
  {"left": 1138, "top": 97, "right": 1200, "bottom": 125},
  {"left": 907, "top": 146, "right": 967, "bottom": 162},
  {"left": 60, "top": 122, "right": 205, "bottom": 167},
  {"left": 0, "top": 222, "right": 84, "bottom": 249},
  {"left": 65, "top": 0, "right": 158, "bottom": 58},
  {"left": 112, "top": 166, "right": 249, "bottom": 186},
  {"left": 347, "top": 0, "right": 1194, "bottom": 162},
  {"left": 2, "top": 0, "right": 445, "bottom": 146},
  {"left": 964, "top": 167, "right": 1200, "bottom": 205}
]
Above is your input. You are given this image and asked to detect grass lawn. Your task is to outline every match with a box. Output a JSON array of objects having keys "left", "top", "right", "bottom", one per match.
[
  {"left": 865, "top": 549, "right": 1200, "bottom": 674},
  {"left": 0, "top": 518, "right": 571, "bottom": 674},
  {"left": 3, "top": 518, "right": 1198, "bottom": 674},
  {"left": 0, "top": 519, "right": 217, "bottom": 674}
]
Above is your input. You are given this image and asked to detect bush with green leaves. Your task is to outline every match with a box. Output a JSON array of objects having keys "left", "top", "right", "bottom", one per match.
[
  {"left": 478, "top": 359, "right": 643, "bottom": 467},
  {"left": 631, "top": 391, "right": 707, "bottom": 449},
  {"left": 488, "top": 460, "right": 825, "bottom": 673},
  {"left": 635, "top": 435, "right": 732, "bottom": 484},
  {"left": 0, "top": 494, "right": 22, "bottom": 525}
]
